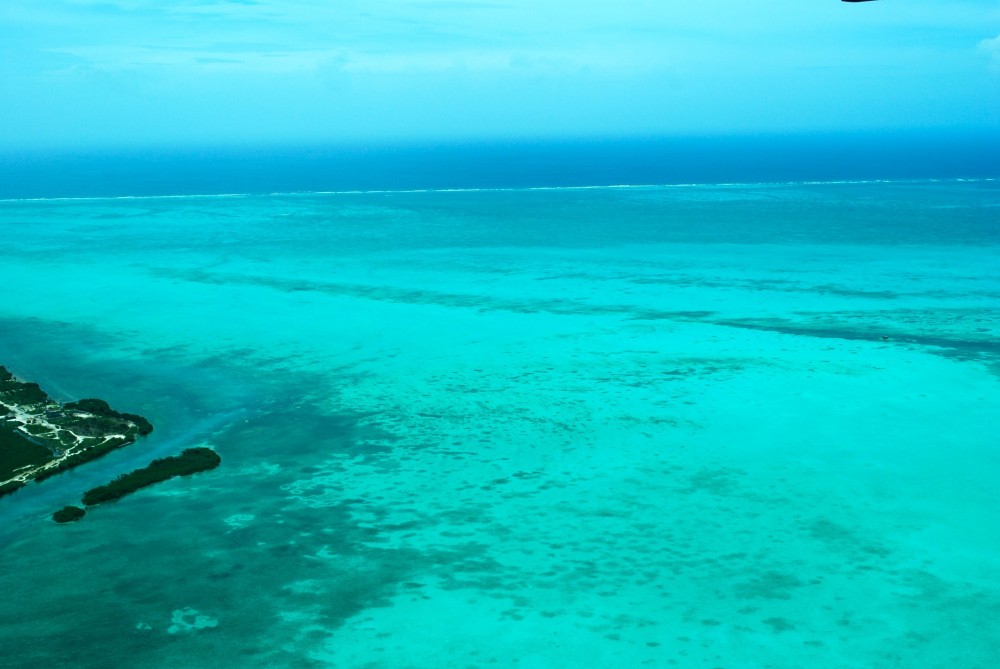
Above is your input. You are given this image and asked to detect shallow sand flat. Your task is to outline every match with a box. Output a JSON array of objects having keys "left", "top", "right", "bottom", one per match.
[
  {"left": 0, "top": 182, "right": 997, "bottom": 668},
  {"left": 290, "top": 318, "right": 997, "bottom": 668}
]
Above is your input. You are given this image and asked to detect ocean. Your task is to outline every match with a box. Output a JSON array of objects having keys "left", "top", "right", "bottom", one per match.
[{"left": 0, "top": 145, "right": 998, "bottom": 668}]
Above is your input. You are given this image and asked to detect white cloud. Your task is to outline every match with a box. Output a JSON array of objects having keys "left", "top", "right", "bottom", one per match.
[
  {"left": 4, "top": 0, "right": 1000, "bottom": 148},
  {"left": 980, "top": 33, "right": 1000, "bottom": 69}
]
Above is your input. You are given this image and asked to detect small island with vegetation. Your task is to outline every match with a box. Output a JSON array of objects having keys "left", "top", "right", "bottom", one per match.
[
  {"left": 2, "top": 364, "right": 222, "bottom": 523},
  {"left": 52, "top": 505, "right": 86, "bottom": 523},
  {"left": 1, "top": 365, "right": 153, "bottom": 498},
  {"left": 82, "top": 447, "right": 221, "bottom": 507}
]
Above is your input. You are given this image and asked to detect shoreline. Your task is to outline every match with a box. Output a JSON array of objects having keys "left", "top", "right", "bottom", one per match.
[{"left": 0, "top": 365, "right": 152, "bottom": 496}]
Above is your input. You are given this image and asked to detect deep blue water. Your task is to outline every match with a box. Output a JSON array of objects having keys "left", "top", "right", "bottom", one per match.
[{"left": 2, "top": 132, "right": 998, "bottom": 199}]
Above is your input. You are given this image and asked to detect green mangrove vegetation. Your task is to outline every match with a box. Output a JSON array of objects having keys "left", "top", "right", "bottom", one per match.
[
  {"left": 0, "top": 423, "right": 54, "bottom": 482},
  {"left": 0, "top": 480, "right": 26, "bottom": 499},
  {"left": 0, "top": 365, "right": 152, "bottom": 494},
  {"left": 82, "top": 447, "right": 221, "bottom": 507},
  {"left": 2, "top": 364, "right": 223, "bottom": 521},
  {"left": 52, "top": 506, "right": 86, "bottom": 523},
  {"left": 32, "top": 436, "right": 129, "bottom": 483},
  {"left": 64, "top": 399, "right": 154, "bottom": 436}
]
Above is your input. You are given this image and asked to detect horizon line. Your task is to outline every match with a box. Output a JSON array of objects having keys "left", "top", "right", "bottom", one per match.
[
  {"left": 3, "top": 129, "right": 1000, "bottom": 156},
  {"left": 1, "top": 177, "right": 995, "bottom": 204}
]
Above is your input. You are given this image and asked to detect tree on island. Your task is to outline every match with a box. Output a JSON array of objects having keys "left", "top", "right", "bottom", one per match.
[
  {"left": 82, "top": 447, "right": 221, "bottom": 507},
  {"left": 52, "top": 506, "right": 86, "bottom": 523}
]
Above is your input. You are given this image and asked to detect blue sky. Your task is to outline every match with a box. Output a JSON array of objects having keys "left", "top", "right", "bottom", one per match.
[{"left": 1, "top": 0, "right": 999, "bottom": 148}]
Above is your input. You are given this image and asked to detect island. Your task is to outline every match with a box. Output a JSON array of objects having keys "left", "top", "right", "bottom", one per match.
[
  {"left": 52, "top": 505, "right": 86, "bottom": 523},
  {"left": 1, "top": 365, "right": 153, "bottom": 498},
  {"left": 82, "top": 447, "right": 221, "bottom": 506},
  {"left": 3, "top": 365, "right": 222, "bottom": 522}
]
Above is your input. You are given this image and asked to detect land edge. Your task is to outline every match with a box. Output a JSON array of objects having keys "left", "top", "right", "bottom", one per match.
[
  {"left": 52, "top": 447, "right": 222, "bottom": 523},
  {"left": 0, "top": 364, "right": 222, "bottom": 522},
  {"left": 1, "top": 364, "right": 153, "bottom": 495}
]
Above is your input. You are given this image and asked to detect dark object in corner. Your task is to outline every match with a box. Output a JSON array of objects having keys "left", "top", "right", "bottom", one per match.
[
  {"left": 82, "top": 447, "right": 221, "bottom": 507},
  {"left": 53, "top": 506, "right": 86, "bottom": 523}
]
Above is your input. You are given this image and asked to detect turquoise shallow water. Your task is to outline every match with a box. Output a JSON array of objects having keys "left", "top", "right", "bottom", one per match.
[{"left": 1, "top": 181, "right": 998, "bottom": 668}]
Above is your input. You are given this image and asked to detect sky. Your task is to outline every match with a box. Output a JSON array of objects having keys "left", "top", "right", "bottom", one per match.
[{"left": 1, "top": 0, "right": 999, "bottom": 149}]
